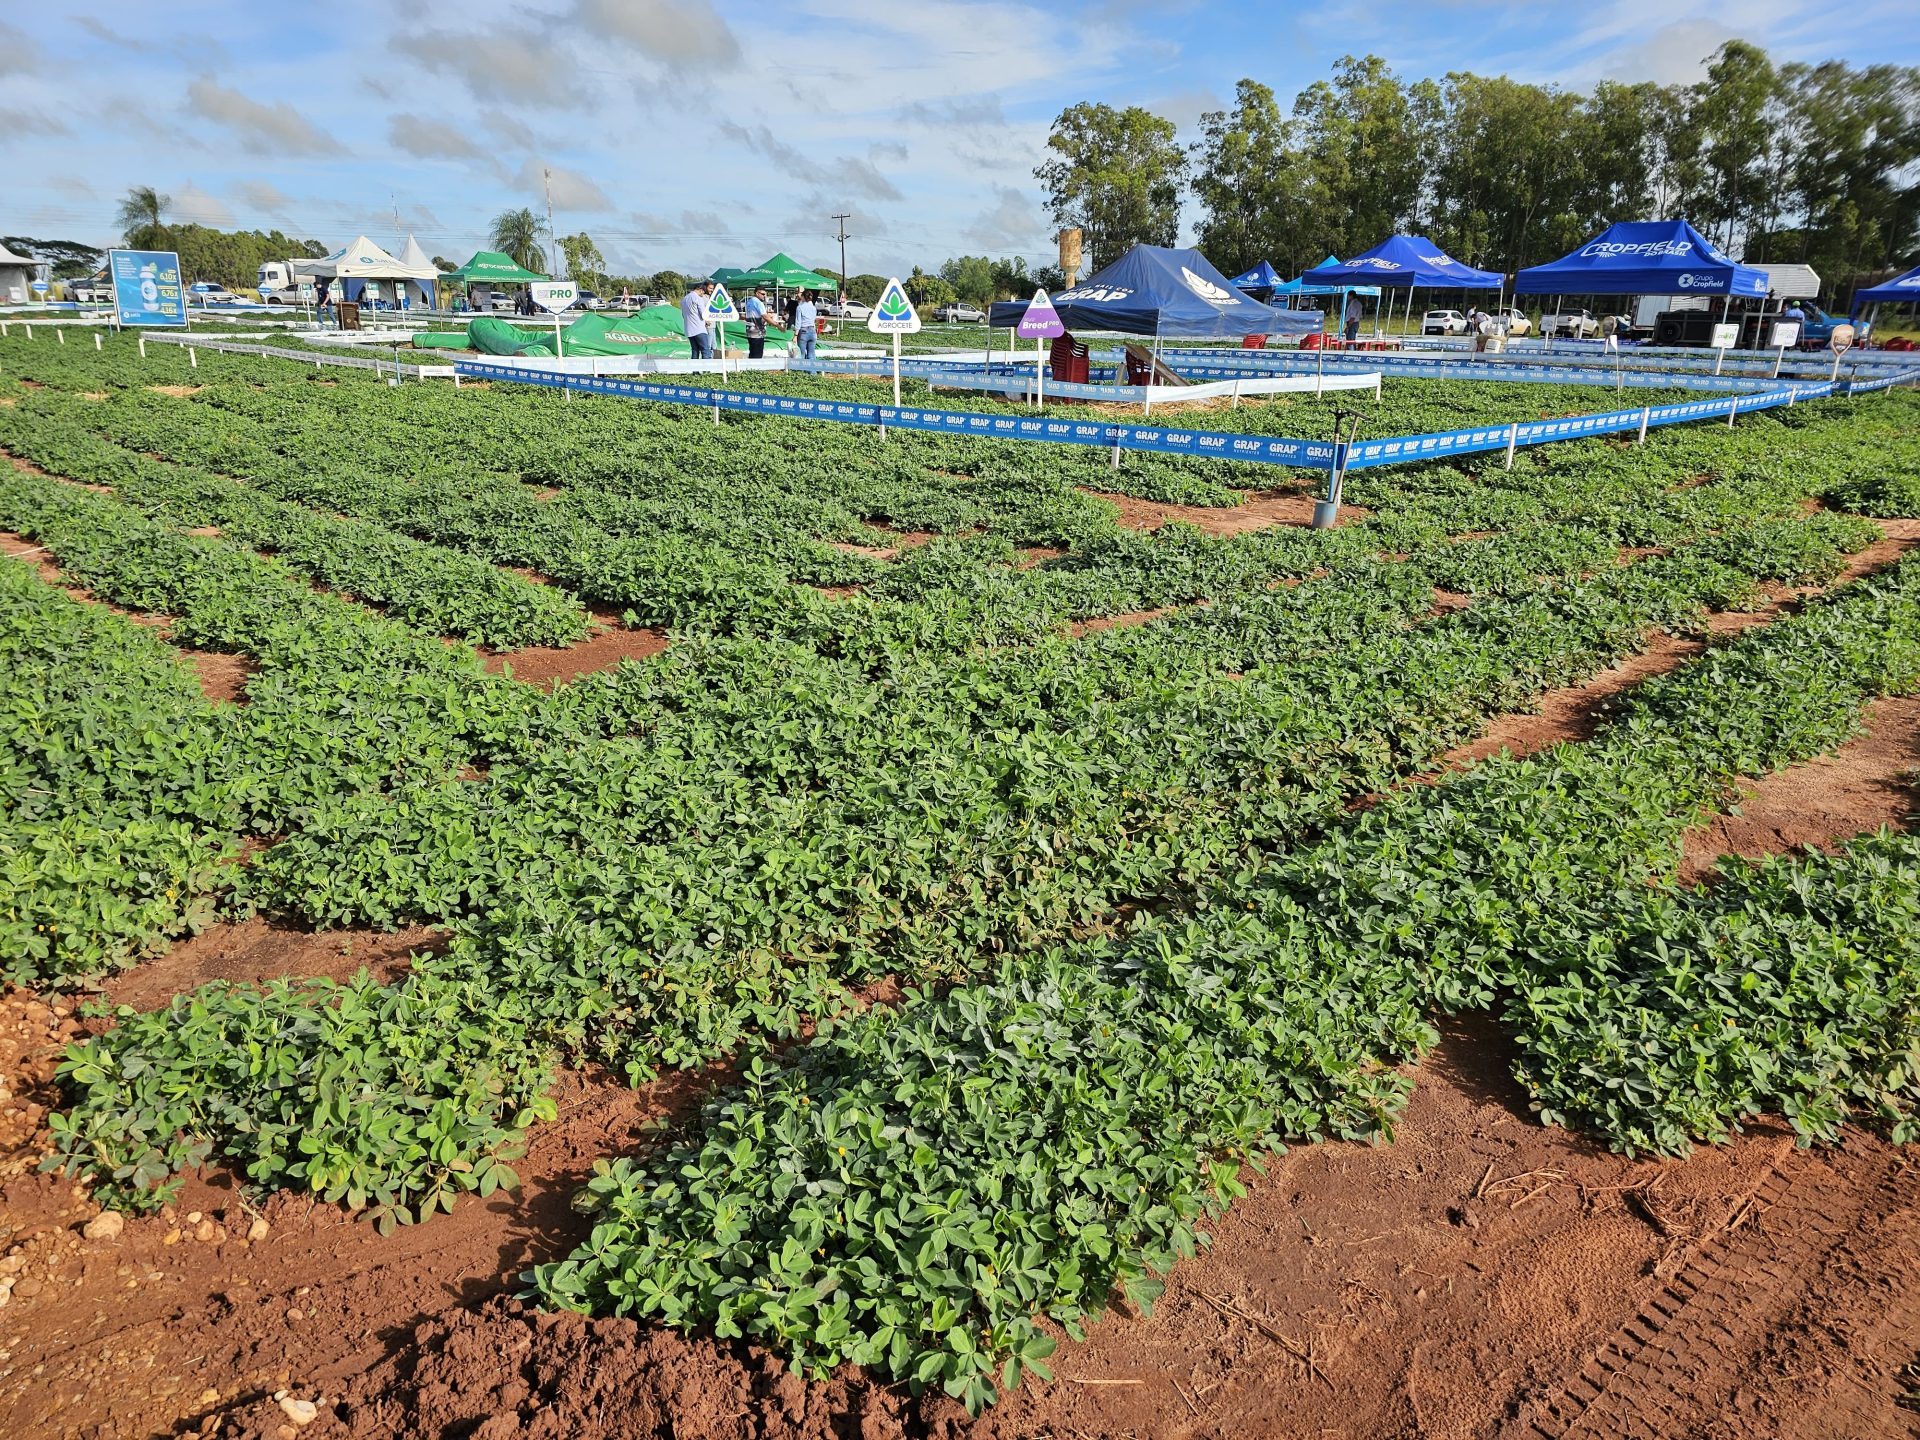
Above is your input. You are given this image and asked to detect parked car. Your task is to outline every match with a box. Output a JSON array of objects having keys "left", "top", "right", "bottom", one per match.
[
  {"left": 577, "top": 290, "right": 607, "bottom": 310},
  {"left": 188, "top": 281, "right": 244, "bottom": 307},
  {"left": 822, "top": 299, "right": 871, "bottom": 319},
  {"left": 1539, "top": 308, "right": 1599, "bottom": 339},
  {"left": 935, "top": 303, "right": 986, "bottom": 323},
  {"left": 1493, "top": 307, "right": 1531, "bottom": 336},
  {"left": 1421, "top": 309, "right": 1469, "bottom": 336}
]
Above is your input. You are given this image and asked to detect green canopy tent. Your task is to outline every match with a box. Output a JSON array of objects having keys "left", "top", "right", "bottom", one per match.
[
  {"left": 752, "top": 252, "right": 839, "bottom": 291},
  {"left": 446, "top": 250, "right": 549, "bottom": 284},
  {"left": 445, "top": 250, "right": 548, "bottom": 312}
]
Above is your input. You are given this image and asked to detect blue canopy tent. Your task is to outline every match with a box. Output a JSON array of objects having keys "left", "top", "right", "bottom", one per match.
[
  {"left": 989, "top": 243, "right": 1320, "bottom": 338},
  {"left": 988, "top": 244, "right": 1320, "bottom": 414},
  {"left": 1302, "top": 236, "right": 1503, "bottom": 338},
  {"left": 1230, "top": 259, "right": 1285, "bottom": 295},
  {"left": 1277, "top": 254, "right": 1383, "bottom": 296},
  {"left": 1857, "top": 264, "right": 1920, "bottom": 304},
  {"left": 1515, "top": 219, "right": 1771, "bottom": 341},
  {"left": 1516, "top": 220, "right": 1767, "bottom": 298},
  {"left": 1268, "top": 254, "right": 1383, "bottom": 330}
]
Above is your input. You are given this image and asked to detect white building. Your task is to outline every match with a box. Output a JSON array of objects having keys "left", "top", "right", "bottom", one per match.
[{"left": 0, "top": 244, "right": 49, "bottom": 303}]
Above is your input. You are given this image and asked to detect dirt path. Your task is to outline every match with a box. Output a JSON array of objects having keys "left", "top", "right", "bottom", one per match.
[
  {"left": 5, "top": 528, "right": 1919, "bottom": 1438},
  {"left": 1079, "top": 486, "right": 1353, "bottom": 536}
]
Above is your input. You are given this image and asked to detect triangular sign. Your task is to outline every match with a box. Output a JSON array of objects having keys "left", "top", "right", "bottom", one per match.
[
  {"left": 1016, "top": 287, "right": 1064, "bottom": 339},
  {"left": 706, "top": 283, "right": 738, "bottom": 320},
  {"left": 867, "top": 277, "right": 921, "bottom": 334}
]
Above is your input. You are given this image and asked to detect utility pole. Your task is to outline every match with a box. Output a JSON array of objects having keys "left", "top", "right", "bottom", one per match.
[
  {"left": 544, "top": 167, "right": 561, "bottom": 280},
  {"left": 832, "top": 212, "right": 851, "bottom": 297}
]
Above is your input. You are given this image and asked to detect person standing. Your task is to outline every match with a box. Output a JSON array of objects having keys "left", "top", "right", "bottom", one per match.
[
  {"left": 1601, "top": 311, "right": 1621, "bottom": 352},
  {"left": 792, "top": 289, "right": 819, "bottom": 361},
  {"left": 1343, "top": 292, "right": 1362, "bottom": 344},
  {"left": 682, "top": 279, "right": 714, "bottom": 360},
  {"left": 742, "top": 286, "right": 769, "bottom": 360}
]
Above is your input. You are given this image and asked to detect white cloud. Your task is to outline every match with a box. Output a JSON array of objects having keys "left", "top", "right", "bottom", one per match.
[
  {"left": 964, "top": 185, "right": 1045, "bottom": 251},
  {"left": 513, "top": 159, "right": 614, "bottom": 213},
  {"left": 172, "top": 181, "right": 236, "bottom": 228},
  {"left": 482, "top": 108, "right": 539, "bottom": 150},
  {"left": 396, "top": 27, "right": 583, "bottom": 108},
  {"left": 572, "top": 0, "right": 741, "bottom": 67},
  {"left": 1592, "top": 18, "right": 1740, "bottom": 84},
  {"left": 0, "top": 106, "right": 68, "bottom": 136},
  {"left": 720, "top": 122, "right": 904, "bottom": 202},
  {"left": 0, "top": 19, "right": 40, "bottom": 75},
  {"left": 389, "top": 112, "right": 490, "bottom": 161},
  {"left": 186, "top": 78, "right": 344, "bottom": 156},
  {"left": 231, "top": 179, "right": 294, "bottom": 215}
]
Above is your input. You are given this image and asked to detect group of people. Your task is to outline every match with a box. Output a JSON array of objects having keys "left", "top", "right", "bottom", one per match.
[{"left": 680, "top": 279, "right": 823, "bottom": 362}]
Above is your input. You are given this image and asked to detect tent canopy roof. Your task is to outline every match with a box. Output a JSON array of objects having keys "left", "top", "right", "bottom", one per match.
[
  {"left": 1274, "top": 254, "right": 1382, "bottom": 297},
  {"left": 1857, "top": 264, "right": 1920, "bottom": 303},
  {"left": 397, "top": 234, "right": 438, "bottom": 274},
  {"left": 988, "top": 243, "right": 1320, "bottom": 338},
  {"left": 743, "top": 252, "right": 837, "bottom": 290},
  {"left": 1230, "top": 260, "right": 1285, "bottom": 291},
  {"left": 446, "top": 250, "right": 548, "bottom": 284},
  {"left": 316, "top": 235, "right": 438, "bottom": 280},
  {"left": 1303, "top": 235, "right": 1502, "bottom": 289},
  {"left": 1514, "top": 219, "right": 1767, "bottom": 297},
  {"left": 0, "top": 244, "right": 39, "bottom": 267}
]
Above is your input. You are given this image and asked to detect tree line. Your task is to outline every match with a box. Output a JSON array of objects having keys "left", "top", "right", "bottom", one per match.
[{"left": 1038, "top": 42, "right": 1920, "bottom": 299}]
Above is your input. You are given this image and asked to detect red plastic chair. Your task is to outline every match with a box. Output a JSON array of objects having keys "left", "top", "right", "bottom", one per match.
[
  {"left": 1301, "top": 332, "right": 1325, "bottom": 350},
  {"left": 1242, "top": 333, "right": 1268, "bottom": 349},
  {"left": 1048, "top": 334, "right": 1088, "bottom": 383}
]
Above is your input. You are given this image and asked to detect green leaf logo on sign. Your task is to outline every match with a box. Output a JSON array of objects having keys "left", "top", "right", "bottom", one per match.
[
  {"left": 868, "top": 278, "right": 921, "bottom": 334},
  {"left": 707, "top": 283, "right": 738, "bottom": 320}
]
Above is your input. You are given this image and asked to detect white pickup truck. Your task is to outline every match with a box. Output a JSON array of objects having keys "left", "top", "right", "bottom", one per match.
[{"left": 255, "top": 258, "right": 326, "bottom": 305}]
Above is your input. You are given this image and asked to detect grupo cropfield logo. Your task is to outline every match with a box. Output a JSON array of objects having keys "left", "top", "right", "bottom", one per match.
[{"left": 1676, "top": 273, "right": 1726, "bottom": 290}]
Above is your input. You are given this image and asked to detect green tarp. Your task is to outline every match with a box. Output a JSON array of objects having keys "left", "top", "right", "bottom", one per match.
[
  {"left": 465, "top": 316, "right": 547, "bottom": 355},
  {"left": 561, "top": 305, "right": 792, "bottom": 355},
  {"left": 441, "top": 306, "right": 792, "bottom": 358},
  {"left": 446, "top": 250, "right": 548, "bottom": 285},
  {"left": 411, "top": 330, "right": 471, "bottom": 349}
]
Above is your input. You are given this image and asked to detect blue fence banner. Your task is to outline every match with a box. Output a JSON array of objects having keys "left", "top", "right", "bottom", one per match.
[
  {"left": 452, "top": 361, "right": 1917, "bottom": 477},
  {"left": 108, "top": 248, "right": 186, "bottom": 328},
  {"left": 452, "top": 362, "right": 1342, "bottom": 469}
]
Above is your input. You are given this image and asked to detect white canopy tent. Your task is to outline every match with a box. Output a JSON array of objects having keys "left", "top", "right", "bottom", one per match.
[
  {"left": 0, "top": 243, "right": 47, "bottom": 304},
  {"left": 312, "top": 235, "right": 437, "bottom": 306},
  {"left": 395, "top": 234, "right": 440, "bottom": 310}
]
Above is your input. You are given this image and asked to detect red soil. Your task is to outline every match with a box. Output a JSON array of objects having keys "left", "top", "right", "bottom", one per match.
[{"left": 1080, "top": 486, "right": 1350, "bottom": 536}]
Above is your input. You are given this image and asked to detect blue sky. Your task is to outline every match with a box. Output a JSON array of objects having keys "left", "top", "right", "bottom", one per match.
[{"left": 5, "top": 0, "right": 1917, "bottom": 279}]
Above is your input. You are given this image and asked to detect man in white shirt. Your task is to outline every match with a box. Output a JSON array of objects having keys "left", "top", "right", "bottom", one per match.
[{"left": 681, "top": 280, "right": 714, "bottom": 359}]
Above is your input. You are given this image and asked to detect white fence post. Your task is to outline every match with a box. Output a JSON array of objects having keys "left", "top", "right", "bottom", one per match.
[
  {"left": 1504, "top": 421, "right": 1518, "bottom": 471},
  {"left": 1637, "top": 406, "right": 1649, "bottom": 445}
]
